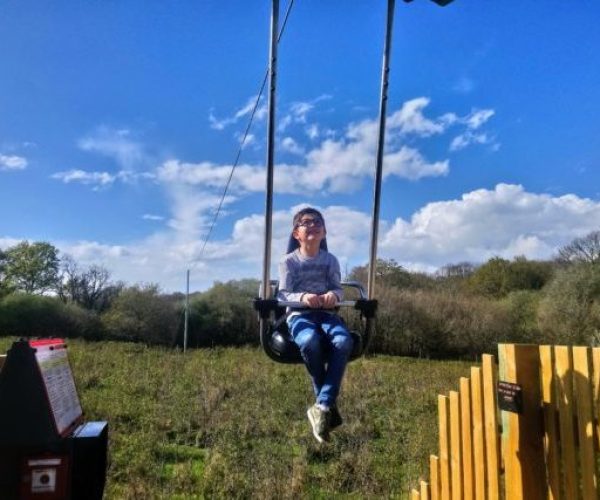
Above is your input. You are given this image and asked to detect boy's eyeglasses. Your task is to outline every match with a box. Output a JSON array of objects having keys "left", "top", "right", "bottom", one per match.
[{"left": 296, "top": 219, "right": 323, "bottom": 228}]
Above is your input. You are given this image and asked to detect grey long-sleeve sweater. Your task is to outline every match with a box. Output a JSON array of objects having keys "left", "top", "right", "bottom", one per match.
[{"left": 277, "top": 249, "right": 344, "bottom": 306}]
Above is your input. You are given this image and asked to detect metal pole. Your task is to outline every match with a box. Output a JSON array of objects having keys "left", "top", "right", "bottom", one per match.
[
  {"left": 367, "top": 0, "right": 396, "bottom": 300},
  {"left": 183, "top": 269, "right": 189, "bottom": 352},
  {"left": 261, "top": 0, "right": 279, "bottom": 302}
]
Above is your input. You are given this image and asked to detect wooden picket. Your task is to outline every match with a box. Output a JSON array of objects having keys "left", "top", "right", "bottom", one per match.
[
  {"left": 410, "top": 344, "right": 600, "bottom": 499},
  {"left": 0, "top": 354, "right": 5, "bottom": 372}
]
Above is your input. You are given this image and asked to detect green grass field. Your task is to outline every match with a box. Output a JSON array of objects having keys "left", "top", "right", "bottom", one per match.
[{"left": 0, "top": 338, "right": 475, "bottom": 498}]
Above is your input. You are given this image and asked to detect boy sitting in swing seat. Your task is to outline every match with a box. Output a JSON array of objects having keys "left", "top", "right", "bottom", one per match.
[{"left": 278, "top": 207, "right": 354, "bottom": 443}]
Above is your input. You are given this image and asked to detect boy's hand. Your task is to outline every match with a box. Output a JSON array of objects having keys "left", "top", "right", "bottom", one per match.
[
  {"left": 319, "top": 291, "right": 338, "bottom": 309},
  {"left": 301, "top": 293, "right": 322, "bottom": 308}
]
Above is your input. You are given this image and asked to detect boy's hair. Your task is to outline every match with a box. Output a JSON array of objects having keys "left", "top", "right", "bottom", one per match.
[{"left": 292, "top": 207, "right": 325, "bottom": 227}]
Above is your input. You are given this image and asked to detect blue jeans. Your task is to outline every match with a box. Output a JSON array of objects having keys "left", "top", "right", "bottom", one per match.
[{"left": 288, "top": 311, "right": 354, "bottom": 408}]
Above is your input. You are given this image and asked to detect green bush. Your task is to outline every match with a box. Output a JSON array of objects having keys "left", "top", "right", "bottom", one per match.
[
  {"left": 0, "top": 293, "right": 103, "bottom": 339},
  {"left": 183, "top": 280, "right": 259, "bottom": 347},
  {"left": 101, "top": 284, "right": 180, "bottom": 345},
  {"left": 468, "top": 257, "right": 554, "bottom": 298},
  {"left": 501, "top": 290, "right": 543, "bottom": 344},
  {"left": 538, "top": 263, "right": 600, "bottom": 345},
  {"left": 370, "top": 285, "right": 511, "bottom": 358}
]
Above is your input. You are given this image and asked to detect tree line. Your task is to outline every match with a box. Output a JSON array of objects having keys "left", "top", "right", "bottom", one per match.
[{"left": 1, "top": 231, "right": 600, "bottom": 358}]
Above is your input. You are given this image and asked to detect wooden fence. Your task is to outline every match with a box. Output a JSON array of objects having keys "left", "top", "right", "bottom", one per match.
[{"left": 410, "top": 344, "right": 600, "bottom": 500}]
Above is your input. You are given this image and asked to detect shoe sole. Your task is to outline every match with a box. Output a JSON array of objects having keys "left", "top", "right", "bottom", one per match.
[{"left": 307, "top": 409, "right": 326, "bottom": 443}]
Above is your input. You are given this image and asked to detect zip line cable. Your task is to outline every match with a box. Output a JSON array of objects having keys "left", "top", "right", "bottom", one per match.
[{"left": 198, "top": 0, "right": 296, "bottom": 259}]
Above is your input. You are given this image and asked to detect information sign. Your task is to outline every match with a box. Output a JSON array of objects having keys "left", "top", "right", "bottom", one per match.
[
  {"left": 497, "top": 380, "right": 523, "bottom": 414},
  {"left": 30, "top": 339, "right": 83, "bottom": 436}
]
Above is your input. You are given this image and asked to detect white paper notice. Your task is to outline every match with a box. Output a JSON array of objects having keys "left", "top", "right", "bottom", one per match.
[{"left": 35, "top": 345, "right": 83, "bottom": 435}]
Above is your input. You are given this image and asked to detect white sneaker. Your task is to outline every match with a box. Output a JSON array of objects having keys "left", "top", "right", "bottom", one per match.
[{"left": 307, "top": 404, "right": 330, "bottom": 443}]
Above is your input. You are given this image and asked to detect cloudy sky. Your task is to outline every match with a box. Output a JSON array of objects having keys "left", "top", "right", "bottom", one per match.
[{"left": 1, "top": 1, "right": 600, "bottom": 292}]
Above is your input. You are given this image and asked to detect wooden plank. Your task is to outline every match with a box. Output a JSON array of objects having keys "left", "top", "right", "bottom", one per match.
[
  {"left": 470, "top": 367, "right": 486, "bottom": 500},
  {"left": 498, "top": 344, "right": 546, "bottom": 500},
  {"left": 439, "top": 394, "right": 451, "bottom": 500},
  {"left": 540, "top": 345, "right": 561, "bottom": 500},
  {"left": 460, "top": 377, "right": 474, "bottom": 500},
  {"left": 0, "top": 355, "right": 6, "bottom": 372},
  {"left": 592, "top": 347, "right": 600, "bottom": 452},
  {"left": 482, "top": 354, "right": 500, "bottom": 500},
  {"left": 573, "top": 346, "right": 597, "bottom": 499},
  {"left": 450, "top": 390, "right": 462, "bottom": 500},
  {"left": 430, "top": 455, "right": 440, "bottom": 500},
  {"left": 412, "top": 489, "right": 421, "bottom": 500},
  {"left": 421, "top": 480, "right": 430, "bottom": 500},
  {"left": 554, "top": 346, "right": 578, "bottom": 500}
]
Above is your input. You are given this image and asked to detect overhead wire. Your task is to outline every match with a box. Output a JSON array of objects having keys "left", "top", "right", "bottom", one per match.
[{"left": 198, "top": 0, "right": 296, "bottom": 258}]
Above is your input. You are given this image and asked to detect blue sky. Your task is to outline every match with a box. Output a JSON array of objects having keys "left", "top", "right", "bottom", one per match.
[{"left": 1, "top": 1, "right": 600, "bottom": 292}]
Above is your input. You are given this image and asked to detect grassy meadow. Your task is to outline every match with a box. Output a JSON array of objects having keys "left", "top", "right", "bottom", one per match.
[{"left": 0, "top": 338, "right": 476, "bottom": 498}]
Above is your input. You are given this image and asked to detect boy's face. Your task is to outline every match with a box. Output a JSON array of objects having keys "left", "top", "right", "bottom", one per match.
[{"left": 293, "top": 214, "right": 325, "bottom": 246}]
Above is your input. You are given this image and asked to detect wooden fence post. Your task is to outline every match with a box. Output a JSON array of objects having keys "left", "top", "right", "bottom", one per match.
[
  {"left": 498, "top": 344, "right": 546, "bottom": 500},
  {"left": 438, "top": 395, "right": 451, "bottom": 500},
  {"left": 482, "top": 354, "right": 500, "bottom": 500}
]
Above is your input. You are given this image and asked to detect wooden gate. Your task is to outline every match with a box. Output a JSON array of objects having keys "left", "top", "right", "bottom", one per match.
[{"left": 411, "top": 344, "right": 600, "bottom": 500}]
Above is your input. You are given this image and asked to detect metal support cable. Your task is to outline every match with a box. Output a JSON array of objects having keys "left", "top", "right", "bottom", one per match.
[{"left": 199, "top": 0, "right": 295, "bottom": 259}]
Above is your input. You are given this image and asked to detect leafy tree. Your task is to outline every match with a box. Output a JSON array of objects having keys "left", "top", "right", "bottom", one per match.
[
  {"left": 348, "top": 258, "right": 413, "bottom": 289},
  {"left": 538, "top": 263, "right": 600, "bottom": 344},
  {"left": 467, "top": 257, "right": 510, "bottom": 297},
  {"left": 185, "top": 279, "right": 259, "bottom": 347},
  {"left": 101, "top": 284, "right": 179, "bottom": 345},
  {"left": 558, "top": 230, "right": 600, "bottom": 265},
  {"left": 0, "top": 249, "right": 14, "bottom": 298},
  {"left": 4, "top": 241, "right": 60, "bottom": 294},
  {"left": 59, "top": 255, "right": 112, "bottom": 310},
  {"left": 468, "top": 256, "right": 553, "bottom": 298}
]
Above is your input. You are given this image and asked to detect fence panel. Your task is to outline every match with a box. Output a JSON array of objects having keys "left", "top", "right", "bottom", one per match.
[
  {"left": 430, "top": 455, "right": 439, "bottom": 500},
  {"left": 470, "top": 366, "right": 486, "bottom": 500},
  {"left": 460, "top": 377, "right": 473, "bottom": 500},
  {"left": 449, "top": 391, "right": 462, "bottom": 500},
  {"left": 411, "top": 343, "right": 600, "bottom": 499},
  {"left": 572, "top": 346, "right": 597, "bottom": 499},
  {"left": 555, "top": 346, "right": 578, "bottom": 499},
  {"left": 540, "top": 345, "right": 561, "bottom": 500},
  {"left": 498, "top": 344, "right": 545, "bottom": 500},
  {"left": 438, "top": 395, "right": 451, "bottom": 500},
  {"left": 482, "top": 354, "right": 499, "bottom": 500}
]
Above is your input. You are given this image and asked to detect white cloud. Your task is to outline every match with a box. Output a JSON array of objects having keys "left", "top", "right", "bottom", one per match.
[
  {"left": 50, "top": 169, "right": 154, "bottom": 190},
  {"left": 386, "top": 97, "right": 454, "bottom": 137},
  {"left": 78, "top": 127, "right": 145, "bottom": 170},
  {"left": 450, "top": 131, "right": 497, "bottom": 151},
  {"left": 0, "top": 154, "right": 28, "bottom": 171},
  {"left": 280, "top": 137, "right": 305, "bottom": 155},
  {"left": 209, "top": 95, "right": 266, "bottom": 130},
  {"left": 7, "top": 185, "right": 600, "bottom": 292},
  {"left": 142, "top": 214, "right": 165, "bottom": 221},
  {"left": 449, "top": 108, "right": 497, "bottom": 151},
  {"left": 51, "top": 170, "right": 117, "bottom": 188},
  {"left": 380, "top": 183, "right": 600, "bottom": 267},
  {"left": 282, "top": 95, "right": 334, "bottom": 133},
  {"left": 465, "top": 109, "right": 495, "bottom": 130},
  {"left": 305, "top": 124, "right": 319, "bottom": 140}
]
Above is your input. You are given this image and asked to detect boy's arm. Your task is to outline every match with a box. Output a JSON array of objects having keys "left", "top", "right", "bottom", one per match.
[
  {"left": 327, "top": 255, "right": 344, "bottom": 303},
  {"left": 277, "top": 259, "right": 305, "bottom": 302}
]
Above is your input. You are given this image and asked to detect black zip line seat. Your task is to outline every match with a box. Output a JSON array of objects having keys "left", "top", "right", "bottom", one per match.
[{"left": 253, "top": 235, "right": 377, "bottom": 364}]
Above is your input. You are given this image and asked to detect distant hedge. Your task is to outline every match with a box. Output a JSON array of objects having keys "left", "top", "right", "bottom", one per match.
[{"left": 0, "top": 293, "right": 103, "bottom": 339}]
